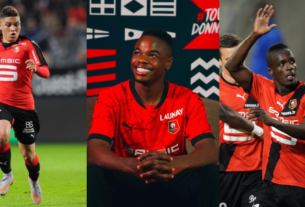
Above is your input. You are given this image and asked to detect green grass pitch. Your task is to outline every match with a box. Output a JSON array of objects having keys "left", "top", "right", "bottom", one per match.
[{"left": 0, "top": 143, "right": 86, "bottom": 207}]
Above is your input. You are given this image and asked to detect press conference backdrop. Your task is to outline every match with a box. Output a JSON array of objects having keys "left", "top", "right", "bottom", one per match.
[{"left": 87, "top": 0, "right": 219, "bottom": 100}]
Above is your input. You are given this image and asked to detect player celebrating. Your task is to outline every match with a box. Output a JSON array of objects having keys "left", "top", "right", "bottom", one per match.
[
  {"left": 226, "top": 5, "right": 305, "bottom": 207},
  {"left": 219, "top": 33, "right": 264, "bottom": 207},
  {"left": 87, "top": 28, "right": 218, "bottom": 207},
  {"left": 0, "top": 6, "right": 49, "bottom": 204}
]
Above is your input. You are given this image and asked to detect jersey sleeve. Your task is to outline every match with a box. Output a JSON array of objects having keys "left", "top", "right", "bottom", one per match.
[
  {"left": 27, "top": 40, "right": 50, "bottom": 78},
  {"left": 249, "top": 72, "right": 272, "bottom": 102},
  {"left": 185, "top": 93, "right": 214, "bottom": 146},
  {"left": 88, "top": 91, "right": 118, "bottom": 144}
]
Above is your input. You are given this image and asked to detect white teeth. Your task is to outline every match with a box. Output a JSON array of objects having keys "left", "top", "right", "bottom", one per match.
[{"left": 137, "top": 68, "right": 150, "bottom": 72}]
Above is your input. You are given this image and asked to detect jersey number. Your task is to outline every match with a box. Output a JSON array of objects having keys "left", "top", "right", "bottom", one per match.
[
  {"left": 223, "top": 122, "right": 254, "bottom": 142},
  {"left": 0, "top": 65, "right": 18, "bottom": 81}
]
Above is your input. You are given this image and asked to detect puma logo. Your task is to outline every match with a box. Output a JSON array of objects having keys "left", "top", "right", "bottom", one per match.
[
  {"left": 0, "top": 161, "right": 7, "bottom": 165},
  {"left": 122, "top": 122, "right": 135, "bottom": 134},
  {"left": 276, "top": 101, "right": 285, "bottom": 109},
  {"left": 236, "top": 93, "right": 246, "bottom": 101}
]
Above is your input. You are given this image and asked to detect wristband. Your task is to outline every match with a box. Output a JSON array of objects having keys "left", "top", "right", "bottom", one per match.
[{"left": 252, "top": 124, "right": 263, "bottom": 137}]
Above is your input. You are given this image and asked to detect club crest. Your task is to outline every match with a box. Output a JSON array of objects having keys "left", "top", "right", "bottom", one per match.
[
  {"left": 168, "top": 120, "right": 180, "bottom": 134},
  {"left": 288, "top": 99, "right": 297, "bottom": 110},
  {"left": 14, "top": 46, "right": 19, "bottom": 53}
]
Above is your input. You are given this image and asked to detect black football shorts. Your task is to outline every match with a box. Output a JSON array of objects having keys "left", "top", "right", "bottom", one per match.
[
  {"left": 254, "top": 180, "right": 305, "bottom": 207},
  {"left": 220, "top": 170, "right": 264, "bottom": 207},
  {"left": 0, "top": 103, "right": 40, "bottom": 145}
]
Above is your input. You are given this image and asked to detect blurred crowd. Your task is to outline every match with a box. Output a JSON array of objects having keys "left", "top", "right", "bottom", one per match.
[{"left": 0, "top": 0, "right": 86, "bottom": 69}]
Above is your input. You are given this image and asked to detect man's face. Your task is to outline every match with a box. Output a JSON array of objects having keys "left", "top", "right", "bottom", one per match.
[
  {"left": 0, "top": 16, "right": 21, "bottom": 43},
  {"left": 219, "top": 46, "right": 237, "bottom": 72},
  {"left": 131, "top": 35, "right": 173, "bottom": 84},
  {"left": 268, "top": 48, "right": 297, "bottom": 87}
]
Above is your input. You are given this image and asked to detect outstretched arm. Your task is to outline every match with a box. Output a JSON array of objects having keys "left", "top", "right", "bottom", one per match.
[
  {"left": 220, "top": 102, "right": 263, "bottom": 139},
  {"left": 225, "top": 5, "right": 277, "bottom": 92}
]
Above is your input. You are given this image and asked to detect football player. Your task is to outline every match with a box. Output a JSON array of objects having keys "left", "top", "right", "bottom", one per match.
[
  {"left": 0, "top": 6, "right": 49, "bottom": 204},
  {"left": 87, "top": 28, "right": 218, "bottom": 207},
  {"left": 226, "top": 5, "right": 305, "bottom": 207}
]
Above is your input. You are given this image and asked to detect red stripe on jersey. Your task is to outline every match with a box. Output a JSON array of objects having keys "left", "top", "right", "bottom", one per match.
[
  {"left": 87, "top": 74, "right": 116, "bottom": 84},
  {"left": 87, "top": 49, "right": 116, "bottom": 58},
  {"left": 87, "top": 87, "right": 111, "bottom": 97},
  {"left": 87, "top": 61, "right": 116, "bottom": 71},
  {"left": 0, "top": 75, "right": 13, "bottom": 78}
]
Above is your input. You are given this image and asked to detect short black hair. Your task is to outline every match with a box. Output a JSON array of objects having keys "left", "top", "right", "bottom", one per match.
[
  {"left": 220, "top": 33, "right": 242, "bottom": 48},
  {"left": 141, "top": 28, "right": 173, "bottom": 55},
  {"left": 219, "top": 33, "right": 242, "bottom": 58},
  {"left": 0, "top": 6, "right": 19, "bottom": 19},
  {"left": 266, "top": 43, "right": 289, "bottom": 67}
]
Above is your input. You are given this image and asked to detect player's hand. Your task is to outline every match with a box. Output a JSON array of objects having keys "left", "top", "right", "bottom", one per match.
[
  {"left": 137, "top": 149, "right": 175, "bottom": 184},
  {"left": 253, "top": 5, "right": 277, "bottom": 36},
  {"left": 25, "top": 59, "right": 37, "bottom": 73},
  {"left": 247, "top": 108, "right": 276, "bottom": 126}
]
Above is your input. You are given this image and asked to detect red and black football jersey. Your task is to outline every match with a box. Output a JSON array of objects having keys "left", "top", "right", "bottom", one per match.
[
  {"left": 88, "top": 79, "right": 214, "bottom": 158},
  {"left": 219, "top": 73, "right": 263, "bottom": 172},
  {"left": 0, "top": 35, "right": 49, "bottom": 110},
  {"left": 249, "top": 72, "right": 305, "bottom": 188}
]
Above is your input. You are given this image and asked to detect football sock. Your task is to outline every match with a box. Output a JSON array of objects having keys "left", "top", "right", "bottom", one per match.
[
  {"left": 25, "top": 154, "right": 40, "bottom": 181},
  {"left": 0, "top": 143, "right": 12, "bottom": 174}
]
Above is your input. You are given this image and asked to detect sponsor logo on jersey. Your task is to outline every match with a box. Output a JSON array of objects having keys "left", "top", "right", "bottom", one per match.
[
  {"left": 269, "top": 106, "right": 299, "bottom": 124},
  {"left": 276, "top": 101, "right": 285, "bottom": 109},
  {"left": 23, "top": 121, "right": 35, "bottom": 134},
  {"left": 244, "top": 104, "right": 259, "bottom": 108},
  {"left": 288, "top": 99, "right": 297, "bottom": 110},
  {"left": 14, "top": 46, "right": 19, "bottom": 53},
  {"left": 122, "top": 122, "right": 135, "bottom": 134},
  {"left": 0, "top": 59, "right": 20, "bottom": 64},
  {"left": 160, "top": 108, "right": 183, "bottom": 121},
  {"left": 126, "top": 143, "right": 180, "bottom": 156},
  {"left": 31, "top": 50, "right": 39, "bottom": 64},
  {"left": 236, "top": 93, "right": 246, "bottom": 101},
  {"left": 168, "top": 119, "right": 180, "bottom": 134}
]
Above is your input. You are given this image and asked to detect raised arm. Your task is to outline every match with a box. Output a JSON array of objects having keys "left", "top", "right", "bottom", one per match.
[
  {"left": 220, "top": 102, "right": 263, "bottom": 139},
  {"left": 225, "top": 5, "right": 277, "bottom": 92}
]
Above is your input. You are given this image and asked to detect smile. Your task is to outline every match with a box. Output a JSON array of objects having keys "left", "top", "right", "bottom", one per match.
[{"left": 135, "top": 67, "right": 151, "bottom": 75}]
